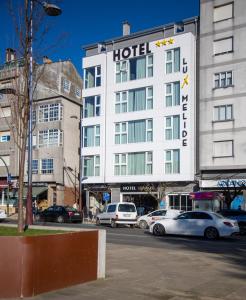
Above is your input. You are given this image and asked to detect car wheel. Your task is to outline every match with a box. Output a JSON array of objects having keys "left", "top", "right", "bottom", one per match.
[
  {"left": 57, "top": 215, "right": 64, "bottom": 223},
  {"left": 34, "top": 214, "right": 41, "bottom": 222},
  {"left": 96, "top": 218, "right": 101, "bottom": 226},
  {"left": 204, "top": 227, "right": 219, "bottom": 240},
  {"left": 153, "top": 223, "right": 165, "bottom": 236},
  {"left": 111, "top": 220, "right": 117, "bottom": 228},
  {"left": 139, "top": 220, "right": 148, "bottom": 229}
]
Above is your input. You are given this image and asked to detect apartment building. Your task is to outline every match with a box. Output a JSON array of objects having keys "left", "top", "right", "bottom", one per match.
[
  {"left": 0, "top": 49, "right": 82, "bottom": 210},
  {"left": 82, "top": 18, "right": 198, "bottom": 213},
  {"left": 199, "top": 0, "right": 246, "bottom": 208}
]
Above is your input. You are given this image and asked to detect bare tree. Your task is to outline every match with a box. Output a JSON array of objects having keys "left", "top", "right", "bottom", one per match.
[{"left": 0, "top": 0, "right": 62, "bottom": 232}]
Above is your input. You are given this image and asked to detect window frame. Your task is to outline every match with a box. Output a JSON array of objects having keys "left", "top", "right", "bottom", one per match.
[
  {"left": 41, "top": 158, "right": 54, "bottom": 174},
  {"left": 213, "top": 104, "right": 233, "bottom": 122},
  {"left": 213, "top": 140, "right": 234, "bottom": 158},
  {"left": 165, "top": 149, "right": 180, "bottom": 174},
  {"left": 83, "top": 125, "right": 100, "bottom": 147},
  {"left": 83, "top": 95, "right": 101, "bottom": 118},
  {"left": 84, "top": 65, "right": 101, "bottom": 89},
  {"left": 83, "top": 155, "right": 100, "bottom": 177},
  {"left": 214, "top": 71, "right": 233, "bottom": 89},
  {"left": 213, "top": 37, "right": 234, "bottom": 56},
  {"left": 213, "top": 2, "right": 234, "bottom": 23},
  {"left": 165, "top": 48, "right": 180, "bottom": 74}
]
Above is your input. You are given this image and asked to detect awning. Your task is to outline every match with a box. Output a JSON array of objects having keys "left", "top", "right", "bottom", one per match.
[{"left": 23, "top": 186, "right": 48, "bottom": 199}]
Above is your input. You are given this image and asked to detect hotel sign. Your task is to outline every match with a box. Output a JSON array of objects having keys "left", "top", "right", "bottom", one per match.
[
  {"left": 181, "top": 58, "right": 189, "bottom": 147},
  {"left": 113, "top": 42, "right": 151, "bottom": 61}
]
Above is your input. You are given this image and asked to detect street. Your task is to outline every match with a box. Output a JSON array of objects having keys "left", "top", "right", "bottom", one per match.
[{"left": 3, "top": 220, "right": 246, "bottom": 299}]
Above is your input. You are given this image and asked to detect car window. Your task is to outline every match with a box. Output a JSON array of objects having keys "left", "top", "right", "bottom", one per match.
[
  {"left": 211, "top": 212, "right": 223, "bottom": 219},
  {"left": 177, "top": 212, "right": 193, "bottom": 219},
  {"left": 54, "top": 206, "right": 63, "bottom": 212},
  {"left": 191, "top": 212, "right": 212, "bottom": 220},
  {"left": 107, "top": 205, "right": 116, "bottom": 213},
  {"left": 65, "top": 206, "right": 77, "bottom": 212},
  {"left": 118, "top": 204, "right": 136, "bottom": 212},
  {"left": 152, "top": 210, "right": 166, "bottom": 216}
]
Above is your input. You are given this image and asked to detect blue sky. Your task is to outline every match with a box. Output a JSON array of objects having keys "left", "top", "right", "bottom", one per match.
[{"left": 0, "top": 0, "right": 199, "bottom": 76}]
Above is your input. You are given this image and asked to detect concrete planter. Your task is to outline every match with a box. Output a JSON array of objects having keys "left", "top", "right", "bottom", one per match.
[{"left": 0, "top": 227, "right": 106, "bottom": 298}]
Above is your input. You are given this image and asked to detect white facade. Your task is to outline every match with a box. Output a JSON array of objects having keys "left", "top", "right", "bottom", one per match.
[{"left": 82, "top": 20, "right": 198, "bottom": 210}]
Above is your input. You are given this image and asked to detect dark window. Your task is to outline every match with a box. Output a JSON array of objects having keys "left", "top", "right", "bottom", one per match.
[
  {"left": 47, "top": 207, "right": 54, "bottom": 212},
  {"left": 177, "top": 212, "right": 193, "bottom": 220},
  {"left": 118, "top": 204, "right": 136, "bottom": 212},
  {"left": 107, "top": 205, "right": 116, "bottom": 213},
  {"left": 191, "top": 212, "right": 212, "bottom": 220},
  {"left": 152, "top": 210, "right": 166, "bottom": 216}
]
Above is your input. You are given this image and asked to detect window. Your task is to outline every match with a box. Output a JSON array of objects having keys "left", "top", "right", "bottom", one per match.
[
  {"left": 115, "top": 54, "right": 153, "bottom": 83},
  {"left": 214, "top": 105, "right": 232, "bottom": 121},
  {"left": 165, "top": 149, "right": 180, "bottom": 174},
  {"left": 214, "top": 3, "right": 233, "bottom": 22},
  {"left": 214, "top": 71, "right": 232, "bottom": 88},
  {"left": 83, "top": 125, "right": 100, "bottom": 147},
  {"left": 174, "top": 23, "right": 184, "bottom": 33},
  {"left": 41, "top": 159, "right": 54, "bottom": 174},
  {"left": 0, "top": 107, "right": 11, "bottom": 118},
  {"left": 169, "top": 194, "right": 192, "bottom": 211},
  {"left": 166, "top": 48, "right": 180, "bottom": 74},
  {"left": 165, "top": 82, "right": 180, "bottom": 106},
  {"left": 213, "top": 140, "right": 233, "bottom": 157},
  {"left": 32, "top": 159, "right": 38, "bottom": 174},
  {"left": 83, "top": 155, "right": 100, "bottom": 176},
  {"left": 115, "top": 119, "right": 153, "bottom": 144},
  {"left": 107, "top": 205, "right": 116, "bottom": 213},
  {"left": 115, "top": 87, "right": 153, "bottom": 113},
  {"left": 0, "top": 131, "right": 10, "bottom": 142},
  {"left": 75, "top": 87, "right": 82, "bottom": 98},
  {"left": 114, "top": 152, "right": 152, "bottom": 176},
  {"left": 165, "top": 116, "right": 180, "bottom": 140},
  {"left": 63, "top": 78, "right": 71, "bottom": 92},
  {"left": 38, "top": 103, "right": 63, "bottom": 123},
  {"left": 84, "top": 96, "right": 100, "bottom": 118},
  {"left": 84, "top": 66, "right": 101, "bottom": 88},
  {"left": 214, "top": 37, "right": 233, "bottom": 55},
  {"left": 38, "top": 129, "right": 63, "bottom": 148}
]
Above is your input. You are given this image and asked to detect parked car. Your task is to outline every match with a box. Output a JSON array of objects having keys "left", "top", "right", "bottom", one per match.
[
  {"left": 217, "top": 209, "right": 246, "bottom": 234},
  {"left": 137, "top": 209, "right": 182, "bottom": 229},
  {"left": 0, "top": 209, "right": 7, "bottom": 221},
  {"left": 96, "top": 202, "right": 137, "bottom": 228},
  {"left": 35, "top": 205, "right": 82, "bottom": 223},
  {"left": 149, "top": 211, "right": 239, "bottom": 239}
]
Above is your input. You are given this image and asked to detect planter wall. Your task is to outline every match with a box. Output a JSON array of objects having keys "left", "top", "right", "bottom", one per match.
[{"left": 0, "top": 229, "right": 106, "bottom": 298}]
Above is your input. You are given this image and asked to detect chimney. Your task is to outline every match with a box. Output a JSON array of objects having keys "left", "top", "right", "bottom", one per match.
[
  {"left": 123, "top": 21, "right": 130, "bottom": 36},
  {"left": 6, "top": 48, "right": 16, "bottom": 62},
  {"left": 43, "top": 56, "right": 52, "bottom": 64}
]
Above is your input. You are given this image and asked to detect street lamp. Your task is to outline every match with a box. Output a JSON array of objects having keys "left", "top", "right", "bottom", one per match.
[{"left": 26, "top": 0, "right": 62, "bottom": 225}]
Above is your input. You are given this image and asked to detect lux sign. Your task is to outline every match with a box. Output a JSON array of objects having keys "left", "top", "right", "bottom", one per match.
[
  {"left": 181, "top": 58, "right": 189, "bottom": 147},
  {"left": 113, "top": 42, "right": 151, "bottom": 61}
]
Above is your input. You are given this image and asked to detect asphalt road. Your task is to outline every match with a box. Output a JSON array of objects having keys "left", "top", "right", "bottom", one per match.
[{"left": 25, "top": 221, "right": 246, "bottom": 253}]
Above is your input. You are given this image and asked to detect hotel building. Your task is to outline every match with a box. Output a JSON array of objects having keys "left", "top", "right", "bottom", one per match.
[{"left": 82, "top": 18, "right": 199, "bottom": 212}]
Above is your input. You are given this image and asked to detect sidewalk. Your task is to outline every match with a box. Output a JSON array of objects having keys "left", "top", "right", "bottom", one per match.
[{"left": 26, "top": 242, "right": 246, "bottom": 300}]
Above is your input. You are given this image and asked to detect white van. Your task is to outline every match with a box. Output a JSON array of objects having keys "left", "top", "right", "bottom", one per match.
[{"left": 96, "top": 202, "right": 137, "bottom": 228}]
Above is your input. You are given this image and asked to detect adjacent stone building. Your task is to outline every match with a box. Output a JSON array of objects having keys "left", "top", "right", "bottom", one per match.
[{"left": 0, "top": 49, "right": 82, "bottom": 211}]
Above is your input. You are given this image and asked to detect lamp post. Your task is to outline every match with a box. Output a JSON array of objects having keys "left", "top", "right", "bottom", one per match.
[{"left": 26, "top": 0, "right": 62, "bottom": 225}]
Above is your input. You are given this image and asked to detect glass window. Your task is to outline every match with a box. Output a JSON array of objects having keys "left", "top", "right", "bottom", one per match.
[
  {"left": 38, "top": 129, "right": 62, "bottom": 148},
  {"left": 84, "top": 95, "right": 101, "bottom": 118},
  {"left": 165, "top": 82, "right": 180, "bottom": 107},
  {"left": 214, "top": 37, "right": 233, "bottom": 55},
  {"left": 83, "top": 155, "right": 100, "bottom": 177},
  {"left": 38, "top": 103, "right": 63, "bottom": 123},
  {"left": 115, "top": 87, "right": 153, "bottom": 114},
  {"left": 63, "top": 78, "right": 71, "bottom": 92},
  {"left": 32, "top": 159, "right": 38, "bottom": 174},
  {"left": 214, "top": 3, "right": 233, "bottom": 22},
  {"left": 166, "top": 48, "right": 180, "bottom": 74},
  {"left": 83, "top": 125, "right": 100, "bottom": 147},
  {"left": 0, "top": 131, "right": 10, "bottom": 142},
  {"left": 214, "top": 105, "right": 233, "bottom": 121},
  {"left": 214, "top": 71, "right": 233, "bottom": 88},
  {"left": 84, "top": 66, "right": 101, "bottom": 89},
  {"left": 107, "top": 205, "right": 116, "bottom": 213},
  {"left": 165, "top": 115, "right": 180, "bottom": 140},
  {"left": 115, "top": 55, "right": 153, "bottom": 83},
  {"left": 41, "top": 159, "right": 54, "bottom": 174},
  {"left": 165, "top": 149, "right": 180, "bottom": 174}
]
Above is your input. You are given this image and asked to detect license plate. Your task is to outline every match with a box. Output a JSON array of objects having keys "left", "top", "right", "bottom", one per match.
[
  {"left": 74, "top": 213, "right": 80, "bottom": 216},
  {"left": 123, "top": 214, "right": 131, "bottom": 217}
]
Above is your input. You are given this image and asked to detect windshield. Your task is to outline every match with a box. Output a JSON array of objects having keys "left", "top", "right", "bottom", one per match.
[
  {"left": 118, "top": 204, "right": 136, "bottom": 212},
  {"left": 65, "top": 206, "right": 78, "bottom": 212}
]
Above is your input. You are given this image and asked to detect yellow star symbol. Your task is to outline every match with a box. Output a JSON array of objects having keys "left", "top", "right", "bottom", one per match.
[
  {"left": 168, "top": 38, "right": 174, "bottom": 44},
  {"left": 155, "top": 41, "right": 161, "bottom": 47},
  {"left": 181, "top": 75, "right": 189, "bottom": 89},
  {"left": 161, "top": 39, "right": 168, "bottom": 46}
]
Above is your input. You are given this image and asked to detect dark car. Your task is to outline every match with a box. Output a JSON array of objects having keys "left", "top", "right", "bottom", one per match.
[
  {"left": 217, "top": 209, "right": 246, "bottom": 234},
  {"left": 35, "top": 205, "right": 82, "bottom": 223}
]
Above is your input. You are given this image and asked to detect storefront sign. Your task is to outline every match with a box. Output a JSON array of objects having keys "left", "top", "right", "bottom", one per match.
[
  {"left": 121, "top": 183, "right": 157, "bottom": 193},
  {"left": 181, "top": 58, "right": 189, "bottom": 147},
  {"left": 113, "top": 42, "right": 151, "bottom": 61},
  {"left": 217, "top": 179, "right": 246, "bottom": 188}
]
